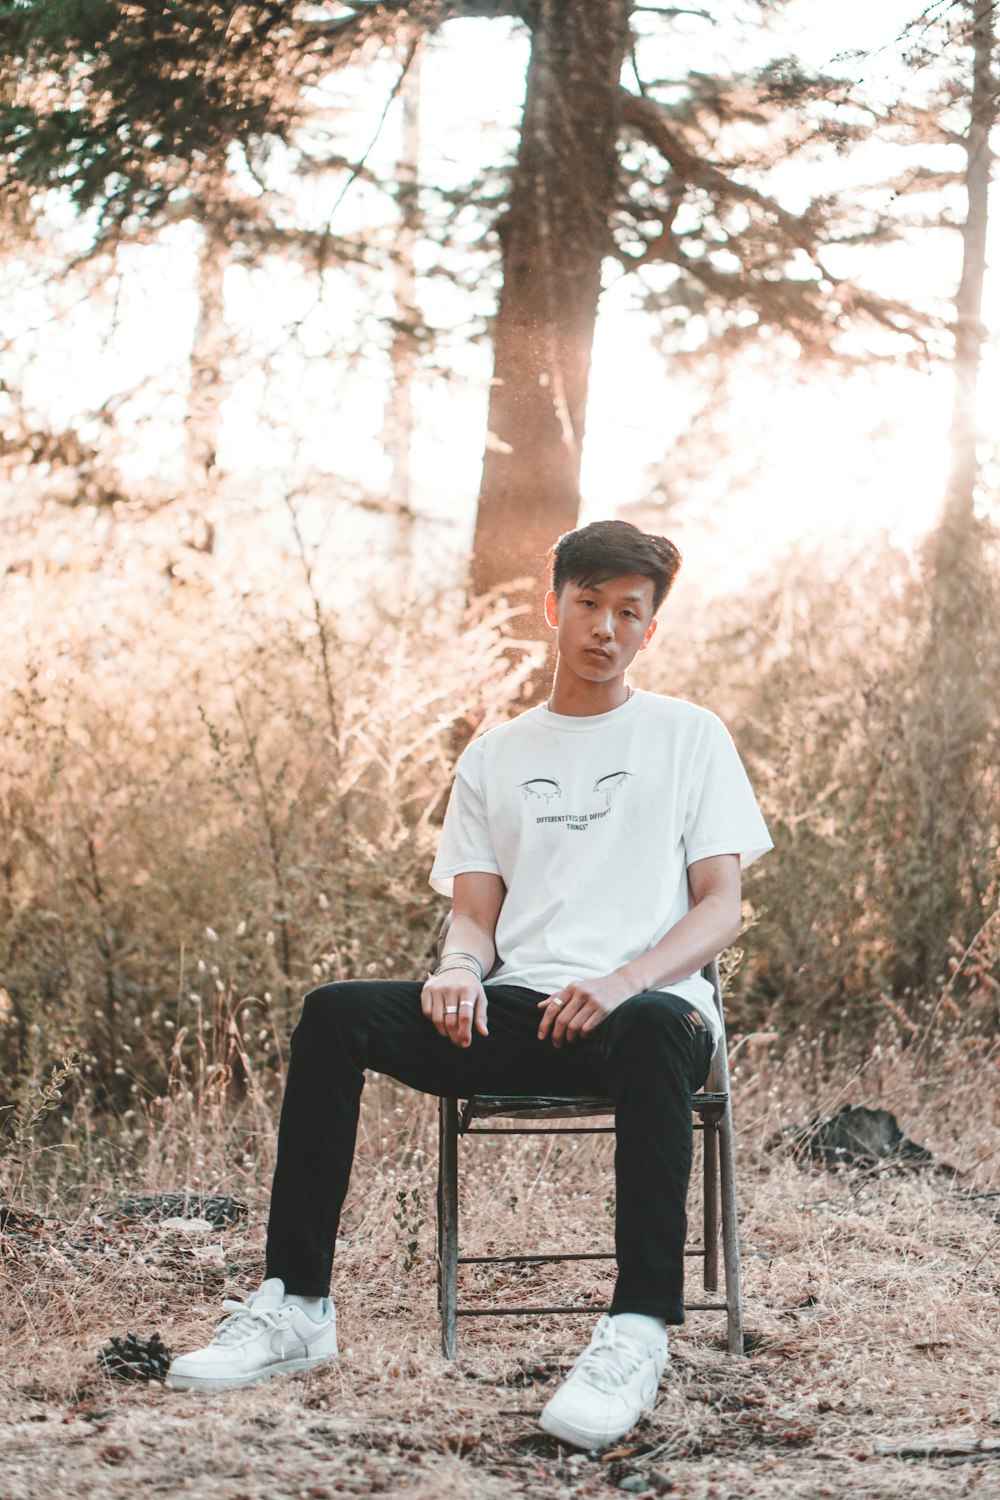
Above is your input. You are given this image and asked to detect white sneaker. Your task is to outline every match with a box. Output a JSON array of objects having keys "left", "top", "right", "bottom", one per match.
[
  {"left": 539, "top": 1315, "right": 668, "bottom": 1449},
  {"left": 166, "top": 1278, "right": 339, "bottom": 1392}
]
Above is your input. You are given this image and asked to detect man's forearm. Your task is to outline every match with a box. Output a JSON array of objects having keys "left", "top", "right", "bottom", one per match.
[
  {"left": 440, "top": 912, "right": 496, "bottom": 977},
  {"left": 614, "top": 892, "right": 740, "bottom": 995}
]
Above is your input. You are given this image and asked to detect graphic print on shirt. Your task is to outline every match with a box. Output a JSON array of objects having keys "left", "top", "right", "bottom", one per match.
[
  {"left": 519, "top": 777, "right": 562, "bottom": 803},
  {"left": 594, "top": 770, "right": 633, "bottom": 808},
  {"left": 523, "top": 769, "right": 633, "bottom": 832}
]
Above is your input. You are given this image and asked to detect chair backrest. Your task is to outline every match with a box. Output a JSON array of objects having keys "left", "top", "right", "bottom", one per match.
[{"left": 702, "top": 958, "right": 729, "bottom": 1098}]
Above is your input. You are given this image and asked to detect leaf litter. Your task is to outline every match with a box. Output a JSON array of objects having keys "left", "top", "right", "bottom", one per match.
[{"left": 1, "top": 1081, "right": 998, "bottom": 1500}]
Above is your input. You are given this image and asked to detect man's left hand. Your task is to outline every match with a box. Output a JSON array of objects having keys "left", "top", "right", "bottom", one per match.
[{"left": 537, "top": 972, "right": 636, "bottom": 1048}]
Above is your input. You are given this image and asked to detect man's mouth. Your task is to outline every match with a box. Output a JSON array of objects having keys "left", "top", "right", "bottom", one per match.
[{"left": 584, "top": 648, "right": 611, "bottom": 660}]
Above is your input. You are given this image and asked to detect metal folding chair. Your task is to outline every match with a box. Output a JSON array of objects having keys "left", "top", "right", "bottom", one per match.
[{"left": 436, "top": 961, "right": 743, "bottom": 1359}]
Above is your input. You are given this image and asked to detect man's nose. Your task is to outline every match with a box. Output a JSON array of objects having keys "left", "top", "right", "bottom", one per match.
[{"left": 592, "top": 613, "right": 614, "bottom": 639}]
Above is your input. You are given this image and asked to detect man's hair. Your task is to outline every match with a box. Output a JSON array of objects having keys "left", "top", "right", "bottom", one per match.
[{"left": 549, "top": 519, "right": 682, "bottom": 614}]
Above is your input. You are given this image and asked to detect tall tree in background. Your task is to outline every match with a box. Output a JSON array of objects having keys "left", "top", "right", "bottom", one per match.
[
  {"left": 382, "top": 34, "right": 423, "bottom": 556},
  {"left": 470, "top": 3, "right": 927, "bottom": 637},
  {"left": 470, "top": 0, "right": 631, "bottom": 629},
  {"left": 859, "top": 0, "right": 1000, "bottom": 991},
  {"left": 938, "top": 0, "right": 996, "bottom": 545},
  {"left": 908, "top": 0, "right": 1000, "bottom": 988}
]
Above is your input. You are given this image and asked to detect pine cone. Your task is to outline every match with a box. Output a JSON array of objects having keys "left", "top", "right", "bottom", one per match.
[{"left": 98, "top": 1331, "right": 172, "bottom": 1382}]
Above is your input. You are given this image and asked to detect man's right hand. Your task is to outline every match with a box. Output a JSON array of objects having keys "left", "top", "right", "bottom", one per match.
[{"left": 421, "top": 968, "right": 489, "bottom": 1049}]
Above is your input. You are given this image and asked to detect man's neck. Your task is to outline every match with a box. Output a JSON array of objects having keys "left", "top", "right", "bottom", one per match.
[{"left": 546, "top": 667, "right": 633, "bottom": 718}]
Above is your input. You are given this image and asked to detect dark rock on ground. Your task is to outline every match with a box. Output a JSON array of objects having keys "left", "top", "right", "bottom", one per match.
[
  {"left": 768, "top": 1105, "right": 933, "bottom": 1169},
  {"left": 113, "top": 1193, "right": 248, "bottom": 1226}
]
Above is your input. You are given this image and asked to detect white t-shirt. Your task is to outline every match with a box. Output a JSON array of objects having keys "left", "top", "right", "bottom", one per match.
[{"left": 429, "top": 689, "right": 772, "bottom": 1044}]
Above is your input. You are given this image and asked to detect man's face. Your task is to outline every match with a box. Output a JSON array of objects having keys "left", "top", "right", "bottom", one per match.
[{"left": 544, "top": 573, "right": 658, "bottom": 683}]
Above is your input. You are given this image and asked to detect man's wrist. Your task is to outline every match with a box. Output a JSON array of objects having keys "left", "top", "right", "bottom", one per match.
[
  {"left": 615, "top": 958, "right": 652, "bottom": 996},
  {"left": 435, "top": 952, "right": 485, "bottom": 982}
]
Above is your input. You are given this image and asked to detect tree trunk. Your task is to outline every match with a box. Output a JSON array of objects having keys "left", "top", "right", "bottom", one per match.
[
  {"left": 383, "top": 36, "right": 422, "bottom": 556},
  {"left": 471, "top": 0, "right": 632, "bottom": 639},
  {"left": 912, "top": 0, "right": 998, "bottom": 991},
  {"left": 939, "top": 0, "right": 995, "bottom": 541},
  {"left": 184, "top": 213, "right": 230, "bottom": 551}
]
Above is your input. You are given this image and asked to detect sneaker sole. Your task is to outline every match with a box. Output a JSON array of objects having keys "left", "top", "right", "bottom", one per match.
[
  {"left": 538, "top": 1407, "right": 629, "bottom": 1450},
  {"left": 538, "top": 1391, "right": 657, "bottom": 1451},
  {"left": 166, "top": 1352, "right": 337, "bottom": 1392}
]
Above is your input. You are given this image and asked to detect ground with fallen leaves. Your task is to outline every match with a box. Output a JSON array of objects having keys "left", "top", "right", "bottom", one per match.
[{"left": 1, "top": 1059, "right": 998, "bottom": 1500}]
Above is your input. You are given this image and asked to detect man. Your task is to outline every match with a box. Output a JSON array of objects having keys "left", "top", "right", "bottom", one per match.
[{"left": 167, "top": 519, "right": 772, "bottom": 1450}]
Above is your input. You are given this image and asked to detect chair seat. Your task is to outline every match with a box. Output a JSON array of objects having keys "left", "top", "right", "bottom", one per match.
[{"left": 459, "top": 1091, "right": 729, "bottom": 1131}]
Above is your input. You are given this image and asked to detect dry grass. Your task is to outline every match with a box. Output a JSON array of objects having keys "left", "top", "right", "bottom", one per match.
[{"left": 2, "top": 1044, "right": 998, "bottom": 1500}]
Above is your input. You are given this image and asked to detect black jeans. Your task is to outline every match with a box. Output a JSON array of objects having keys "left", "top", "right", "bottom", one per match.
[{"left": 265, "top": 981, "right": 713, "bottom": 1323}]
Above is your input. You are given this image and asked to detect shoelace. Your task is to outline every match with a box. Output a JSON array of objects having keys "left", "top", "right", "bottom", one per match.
[
  {"left": 211, "top": 1296, "right": 284, "bottom": 1347},
  {"left": 572, "top": 1323, "right": 648, "bottom": 1393}
]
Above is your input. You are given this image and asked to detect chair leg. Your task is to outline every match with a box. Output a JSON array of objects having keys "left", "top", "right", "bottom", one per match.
[
  {"left": 718, "top": 1102, "right": 744, "bottom": 1355},
  {"left": 702, "top": 1120, "right": 719, "bottom": 1293},
  {"left": 438, "top": 1096, "right": 459, "bottom": 1360}
]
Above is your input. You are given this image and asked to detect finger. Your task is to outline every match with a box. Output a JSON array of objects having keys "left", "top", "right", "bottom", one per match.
[
  {"left": 563, "top": 1005, "right": 594, "bottom": 1044},
  {"left": 432, "top": 994, "right": 453, "bottom": 1039},
  {"left": 551, "top": 995, "right": 587, "bottom": 1048},
  {"left": 456, "top": 997, "right": 477, "bottom": 1048},
  {"left": 442, "top": 1003, "right": 462, "bottom": 1043},
  {"left": 551, "top": 1002, "right": 581, "bottom": 1050},
  {"left": 427, "top": 984, "right": 457, "bottom": 1040},
  {"left": 537, "top": 993, "right": 565, "bottom": 1041},
  {"left": 445, "top": 984, "right": 477, "bottom": 1047},
  {"left": 475, "top": 991, "right": 489, "bottom": 1038}
]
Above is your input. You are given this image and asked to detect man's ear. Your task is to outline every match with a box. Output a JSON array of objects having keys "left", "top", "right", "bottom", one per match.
[
  {"left": 640, "top": 616, "right": 658, "bottom": 651},
  {"left": 543, "top": 589, "right": 559, "bottom": 629}
]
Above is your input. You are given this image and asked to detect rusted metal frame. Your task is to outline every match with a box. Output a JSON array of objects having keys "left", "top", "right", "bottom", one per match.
[
  {"left": 467, "top": 1119, "right": 711, "bottom": 1135},
  {"left": 460, "top": 1305, "right": 610, "bottom": 1318},
  {"left": 456, "top": 1300, "right": 729, "bottom": 1318},
  {"left": 719, "top": 1094, "right": 745, "bottom": 1355},
  {"left": 460, "top": 1251, "right": 615, "bottom": 1265},
  {"left": 707, "top": 959, "right": 745, "bottom": 1356},
  {"left": 703, "top": 1119, "right": 720, "bottom": 1292},
  {"left": 458, "top": 1247, "right": 707, "bottom": 1265},
  {"left": 461, "top": 1091, "right": 728, "bottom": 1129},
  {"left": 464, "top": 1125, "right": 616, "bottom": 1135},
  {"left": 460, "top": 1096, "right": 614, "bottom": 1129},
  {"left": 438, "top": 1097, "right": 459, "bottom": 1359}
]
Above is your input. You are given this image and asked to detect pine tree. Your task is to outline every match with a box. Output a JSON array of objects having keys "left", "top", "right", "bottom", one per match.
[
  {"left": 469, "top": 2, "right": 930, "bottom": 634},
  {"left": 2, "top": 1, "right": 934, "bottom": 613},
  {"left": 905, "top": 0, "right": 1000, "bottom": 990}
]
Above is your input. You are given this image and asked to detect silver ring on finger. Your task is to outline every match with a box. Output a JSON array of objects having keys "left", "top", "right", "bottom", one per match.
[
  {"left": 550, "top": 997, "right": 564, "bottom": 1007},
  {"left": 459, "top": 1000, "right": 475, "bottom": 1008},
  {"left": 445, "top": 1006, "right": 458, "bottom": 1015}
]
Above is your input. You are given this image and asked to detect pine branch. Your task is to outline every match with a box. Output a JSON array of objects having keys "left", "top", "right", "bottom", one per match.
[{"left": 619, "top": 86, "right": 829, "bottom": 266}]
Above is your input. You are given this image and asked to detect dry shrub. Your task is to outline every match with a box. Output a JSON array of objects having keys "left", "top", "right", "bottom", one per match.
[
  {"left": 0, "top": 558, "right": 533, "bottom": 1136},
  {"left": 637, "top": 536, "right": 1000, "bottom": 1045}
]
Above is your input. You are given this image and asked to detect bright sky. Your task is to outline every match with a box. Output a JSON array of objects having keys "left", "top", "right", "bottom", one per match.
[
  {"left": 580, "top": 0, "right": 997, "bottom": 582},
  {"left": 3, "top": 0, "right": 996, "bottom": 602}
]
